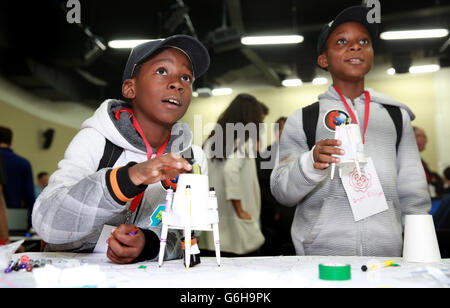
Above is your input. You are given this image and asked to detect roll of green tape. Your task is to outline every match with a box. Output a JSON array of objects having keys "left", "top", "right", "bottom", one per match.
[{"left": 319, "top": 263, "right": 351, "bottom": 281}]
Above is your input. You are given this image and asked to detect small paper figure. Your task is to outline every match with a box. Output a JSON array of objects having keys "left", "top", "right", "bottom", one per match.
[{"left": 180, "top": 234, "right": 201, "bottom": 268}]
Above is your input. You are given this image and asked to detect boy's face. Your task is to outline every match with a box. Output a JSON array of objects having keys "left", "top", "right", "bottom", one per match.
[
  {"left": 123, "top": 47, "right": 194, "bottom": 126},
  {"left": 318, "top": 22, "right": 373, "bottom": 81}
]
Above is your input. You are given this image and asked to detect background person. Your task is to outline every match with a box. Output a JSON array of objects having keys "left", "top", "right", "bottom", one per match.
[
  {"left": 0, "top": 126, "right": 36, "bottom": 230},
  {"left": 35, "top": 171, "right": 49, "bottom": 197},
  {"left": 271, "top": 6, "right": 430, "bottom": 257},
  {"left": 201, "top": 93, "right": 265, "bottom": 257},
  {"left": 413, "top": 126, "right": 444, "bottom": 198}
]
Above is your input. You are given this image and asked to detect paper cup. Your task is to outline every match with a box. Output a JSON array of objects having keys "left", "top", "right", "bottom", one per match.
[
  {"left": 403, "top": 214, "right": 441, "bottom": 263},
  {"left": 171, "top": 174, "right": 209, "bottom": 218},
  {"left": 334, "top": 124, "right": 367, "bottom": 165}
]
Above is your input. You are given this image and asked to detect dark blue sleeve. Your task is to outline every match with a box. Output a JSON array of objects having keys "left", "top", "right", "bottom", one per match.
[
  {"left": 433, "top": 196, "right": 450, "bottom": 229},
  {"left": 23, "top": 160, "right": 36, "bottom": 229},
  {"left": 23, "top": 160, "right": 36, "bottom": 208},
  {"left": 135, "top": 228, "right": 160, "bottom": 262},
  {"left": 0, "top": 153, "right": 6, "bottom": 185}
]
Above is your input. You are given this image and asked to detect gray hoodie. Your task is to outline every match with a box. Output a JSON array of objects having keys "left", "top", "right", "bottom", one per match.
[
  {"left": 32, "top": 99, "right": 208, "bottom": 261},
  {"left": 270, "top": 86, "right": 430, "bottom": 257}
]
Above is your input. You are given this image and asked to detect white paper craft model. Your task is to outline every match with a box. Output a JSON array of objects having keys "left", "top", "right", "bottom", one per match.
[
  {"left": 158, "top": 173, "right": 221, "bottom": 269},
  {"left": 331, "top": 120, "right": 367, "bottom": 180}
]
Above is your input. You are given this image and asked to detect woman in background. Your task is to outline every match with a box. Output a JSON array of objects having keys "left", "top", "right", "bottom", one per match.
[{"left": 200, "top": 94, "right": 265, "bottom": 256}]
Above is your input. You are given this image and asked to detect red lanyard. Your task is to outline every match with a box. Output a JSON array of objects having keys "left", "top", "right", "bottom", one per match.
[
  {"left": 333, "top": 86, "right": 371, "bottom": 144},
  {"left": 114, "top": 107, "right": 170, "bottom": 212}
]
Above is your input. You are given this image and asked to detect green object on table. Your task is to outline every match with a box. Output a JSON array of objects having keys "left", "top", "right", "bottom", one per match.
[{"left": 319, "top": 263, "right": 351, "bottom": 281}]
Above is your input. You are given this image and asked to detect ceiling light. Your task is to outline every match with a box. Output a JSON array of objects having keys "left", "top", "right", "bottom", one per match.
[
  {"left": 312, "top": 77, "right": 328, "bottom": 85},
  {"left": 409, "top": 64, "right": 440, "bottom": 74},
  {"left": 212, "top": 88, "right": 233, "bottom": 96},
  {"left": 282, "top": 78, "right": 302, "bottom": 87},
  {"left": 387, "top": 68, "right": 396, "bottom": 75},
  {"left": 380, "top": 29, "right": 449, "bottom": 40},
  {"left": 108, "top": 39, "right": 159, "bottom": 49},
  {"left": 241, "top": 35, "right": 304, "bottom": 45}
]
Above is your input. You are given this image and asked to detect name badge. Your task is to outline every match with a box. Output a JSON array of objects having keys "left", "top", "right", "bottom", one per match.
[{"left": 341, "top": 157, "right": 388, "bottom": 221}]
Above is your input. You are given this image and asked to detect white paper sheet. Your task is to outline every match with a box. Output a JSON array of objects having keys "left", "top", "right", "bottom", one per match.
[{"left": 93, "top": 225, "right": 115, "bottom": 254}]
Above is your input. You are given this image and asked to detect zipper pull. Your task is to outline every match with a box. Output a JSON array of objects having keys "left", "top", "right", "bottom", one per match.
[{"left": 125, "top": 209, "right": 133, "bottom": 224}]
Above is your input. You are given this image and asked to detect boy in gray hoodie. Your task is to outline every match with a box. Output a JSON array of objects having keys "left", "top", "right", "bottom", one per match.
[
  {"left": 270, "top": 6, "right": 430, "bottom": 257},
  {"left": 33, "top": 35, "right": 210, "bottom": 264}
]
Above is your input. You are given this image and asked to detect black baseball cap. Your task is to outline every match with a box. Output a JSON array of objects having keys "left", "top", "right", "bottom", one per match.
[
  {"left": 122, "top": 34, "right": 210, "bottom": 81},
  {"left": 316, "top": 6, "right": 379, "bottom": 55}
]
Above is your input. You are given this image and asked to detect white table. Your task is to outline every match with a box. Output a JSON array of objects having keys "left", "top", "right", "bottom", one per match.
[{"left": 1, "top": 253, "right": 449, "bottom": 288}]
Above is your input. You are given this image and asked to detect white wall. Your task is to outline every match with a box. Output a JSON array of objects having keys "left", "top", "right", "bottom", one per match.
[
  {"left": 0, "top": 76, "right": 94, "bottom": 130},
  {"left": 1, "top": 67, "right": 448, "bottom": 176},
  {"left": 433, "top": 67, "right": 450, "bottom": 173},
  {"left": 183, "top": 68, "right": 450, "bottom": 173},
  {"left": 0, "top": 76, "right": 94, "bottom": 178}
]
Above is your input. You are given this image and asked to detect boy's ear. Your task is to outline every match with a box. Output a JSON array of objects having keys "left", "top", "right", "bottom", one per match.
[
  {"left": 317, "top": 52, "right": 328, "bottom": 70},
  {"left": 122, "top": 79, "right": 136, "bottom": 100}
]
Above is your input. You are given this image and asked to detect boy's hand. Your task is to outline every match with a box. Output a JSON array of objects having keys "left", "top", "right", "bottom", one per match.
[
  {"left": 107, "top": 224, "right": 145, "bottom": 264},
  {"left": 128, "top": 153, "right": 192, "bottom": 186},
  {"left": 312, "top": 139, "right": 344, "bottom": 170}
]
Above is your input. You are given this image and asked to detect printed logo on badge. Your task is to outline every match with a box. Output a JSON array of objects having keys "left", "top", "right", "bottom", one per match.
[
  {"left": 150, "top": 205, "right": 165, "bottom": 227},
  {"left": 323, "top": 110, "right": 350, "bottom": 132}
]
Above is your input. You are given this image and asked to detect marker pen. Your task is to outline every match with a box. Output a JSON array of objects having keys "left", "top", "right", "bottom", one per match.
[
  {"left": 164, "top": 188, "right": 174, "bottom": 213},
  {"left": 361, "top": 259, "right": 395, "bottom": 272},
  {"left": 158, "top": 188, "right": 174, "bottom": 267},
  {"left": 128, "top": 226, "right": 138, "bottom": 236},
  {"left": 4, "top": 260, "right": 15, "bottom": 274},
  {"left": 185, "top": 185, "right": 192, "bottom": 269},
  {"left": 331, "top": 125, "right": 341, "bottom": 180},
  {"left": 209, "top": 187, "right": 221, "bottom": 267}
]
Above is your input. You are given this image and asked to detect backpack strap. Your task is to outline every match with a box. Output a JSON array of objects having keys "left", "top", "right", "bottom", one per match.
[
  {"left": 97, "top": 139, "right": 124, "bottom": 171},
  {"left": 180, "top": 147, "right": 195, "bottom": 165},
  {"left": 302, "top": 102, "right": 320, "bottom": 150},
  {"left": 303, "top": 102, "right": 403, "bottom": 153},
  {"left": 384, "top": 105, "right": 403, "bottom": 152},
  {"left": 97, "top": 138, "right": 196, "bottom": 171}
]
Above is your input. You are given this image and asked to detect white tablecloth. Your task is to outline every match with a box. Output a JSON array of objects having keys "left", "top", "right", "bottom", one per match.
[{"left": 1, "top": 253, "right": 449, "bottom": 288}]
